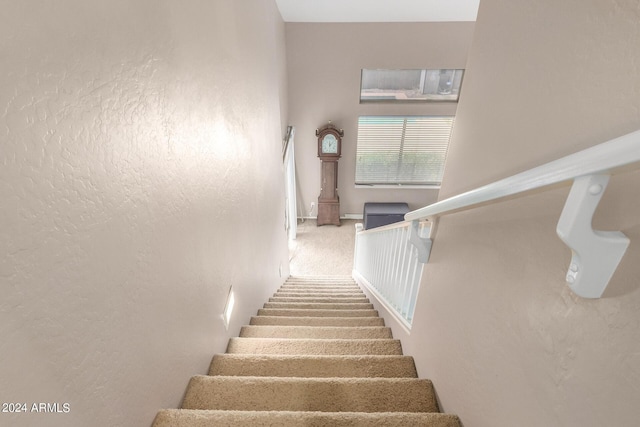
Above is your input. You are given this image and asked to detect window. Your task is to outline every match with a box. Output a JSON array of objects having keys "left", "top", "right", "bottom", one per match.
[
  {"left": 360, "top": 69, "right": 464, "bottom": 102},
  {"left": 355, "top": 116, "right": 454, "bottom": 186}
]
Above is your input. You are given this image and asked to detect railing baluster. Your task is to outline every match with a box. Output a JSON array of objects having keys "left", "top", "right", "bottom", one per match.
[
  {"left": 353, "top": 221, "right": 426, "bottom": 329},
  {"left": 398, "top": 227, "right": 410, "bottom": 316},
  {"left": 391, "top": 228, "right": 402, "bottom": 309},
  {"left": 407, "top": 245, "right": 422, "bottom": 322},
  {"left": 380, "top": 232, "right": 386, "bottom": 300},
  {"left": 376, "top": 232, "right": 384, "bottom": 293},
  {"left": 388, "top": 229, "right": 398, "bottom": 307},
  {"left": 372, "top": 235, "right": 377, "bottom": 281}
]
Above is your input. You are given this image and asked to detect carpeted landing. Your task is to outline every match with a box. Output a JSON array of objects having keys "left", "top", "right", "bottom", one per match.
[{"left": 152, "top": 276, "right": 461, "bottom": 426}]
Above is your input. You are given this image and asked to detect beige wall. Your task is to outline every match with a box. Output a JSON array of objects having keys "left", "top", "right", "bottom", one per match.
[
  {"left": 285, "top": 23, "right": 475, "bottom": 217},
  {"left": 389, "top": 0, "right": 640, "bottom": 426},
  {"left": 0, "top": 1, "right": 289, "bottom": 426}
]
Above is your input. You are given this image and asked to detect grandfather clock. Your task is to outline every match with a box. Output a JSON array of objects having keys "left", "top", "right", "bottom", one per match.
[{"left": 316, "top": 121, "right": 344, "bottom": 226}]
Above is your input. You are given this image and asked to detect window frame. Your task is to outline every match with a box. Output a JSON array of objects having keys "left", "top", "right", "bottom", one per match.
[
  {"left": 360, "top": 68, "right": 465, "bottom": 103},
  {"left": 354, "top": 115, "right": 455, "bottom": 188}
]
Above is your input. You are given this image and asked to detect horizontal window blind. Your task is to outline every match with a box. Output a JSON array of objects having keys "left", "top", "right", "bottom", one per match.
[{"left": 356, "top": 116, "right": 454, "bottom": 185}]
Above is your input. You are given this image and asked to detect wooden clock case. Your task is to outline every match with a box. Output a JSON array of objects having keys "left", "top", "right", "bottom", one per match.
[{"left": 316, "top": 122, "right": 344, "bottom": 226}]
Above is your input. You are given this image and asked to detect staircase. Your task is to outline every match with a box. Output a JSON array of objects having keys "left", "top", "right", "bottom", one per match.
[{"left": 152, "top": 276, "right": 461, "bottom": 426}]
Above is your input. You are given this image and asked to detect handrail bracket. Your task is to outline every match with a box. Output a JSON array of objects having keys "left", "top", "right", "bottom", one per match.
[
  {"left": 556, "top": 174, "right": 630, "bottom": 298},
  {"left": 409, "top": 220, "right": 432, "bottom": 264}
]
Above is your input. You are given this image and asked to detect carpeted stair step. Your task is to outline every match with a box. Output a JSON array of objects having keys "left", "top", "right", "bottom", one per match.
[
  {"left": 151, "top": 275, "right": 462, "bottom": 426},
  {"left": 280, "top": 285, "right": 361, "bottom": 290},
  {"left": 287, "top": 278, "right": 356, "bottom": 281},
  {"left": 153, "top": 409, "right": 462, "bottom": 427},
  {"left": 283, "top": 287, "right": 359, "bottom": 290},
  {"left": 276, "top": 289, "right": 364, "bottom": 295},
  {"left": 263, "top": 302, "right": 374, "bottom": 310},
  {"left": 226, "top": 337, "right": 403, "bottom": 355},
  {"left": 257, "top": 308, "right": 378, "bottom": 317},
  {"left": 285, "top": 277, "right": 356, "bottom": 283},
  {"left": 249, "top": 315, "right": 385, "bottom": 327},
  {"left": 208, "top": 354, "right": 418, "bottom": 378},
  {"left": 283, "top": 279, "right": 357, "bottom": 283},
  {"left": 281, "top": 284, "right": 360, "bottom": 288},
  {"left": 280, "top": 288, "right": 362, "bottom": 291},
  {"left": 277, "top": 291, "right": 364, "bottom": 296},
  {"left": 285, "top": 280, "right": 357, "bottom": 284},
  {"left": 281, "top": 283, "right": 360, "bottom": 289},
  {"left": 281, "top": 282, "right": 360, "bottom": 288},
  {"left": 275, "top": 291, "right": 366, "bottom": 297},
  {"left": 238, "top": 325, "right": 393, "bottom": 339},
  {"left": 269, "top": 296, "right": 370, "bottom": 303},
  {"left": 181, "top": 376, "right": 439, "bottom": 412}
]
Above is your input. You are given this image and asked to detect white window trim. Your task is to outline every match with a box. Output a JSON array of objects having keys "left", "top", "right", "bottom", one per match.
[{"left": 355, "top": 115, "right": 454, "bottom": 186}]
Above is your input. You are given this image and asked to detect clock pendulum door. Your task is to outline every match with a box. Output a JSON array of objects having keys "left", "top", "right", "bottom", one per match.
[{"left": 317, "top": 159, "right": 340, "bottom": 226}]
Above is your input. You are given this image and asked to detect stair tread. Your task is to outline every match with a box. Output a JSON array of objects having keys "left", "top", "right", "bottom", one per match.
[
  {"left": 280, "top": 285, "right": 362, "bottom": 289},
  {"left": 182, "top": 375, "right": 438, "bottom": 413},
  {"left": 257, "top": 308, "right": 379, "bottom": 317},
  {"left": 279, "top": 285, "right": 362, "bottom": 289},
  {"left": 275, "top": 292, "right": 366, "bottom": 297},
  {"left": 154, "top": 409, "right": 461, "bottom": 427},
  {"left": 264, "top": 302, "right": 374, "bottom": 310},
  {"left": 239, "top": 325, "right": 393, "bottom": 339},
  {"left": 285, "top": 282, "right": 357, "bottom": 285},
  {"left": 282, "top": 284, "right": 359, "bottom": 287},
  {"left": 226, "top": 337, "right": 403, "bottom": 355},
  {"left": 209, "top": 354, "right": 417, "bottom": 378},
  {"left": 269, "top": 296, "right": 370, "bottom": 302},
  {"left": 279, "top": 290, "right": 363, "bottom": 293},
  {"left": 249, "top": 316, "right": 385, "bottom": 326},
  {"left": 284, "top": 278, "right": 358, "bottom": 281}
]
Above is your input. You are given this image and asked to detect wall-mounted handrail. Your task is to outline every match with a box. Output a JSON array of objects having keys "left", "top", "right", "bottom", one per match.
[
  {"left": 405, "top": 129, "right": 640, "bottom": 222},
  {"left": 404, "top": 129, "right": 640, "bottom": 298}
]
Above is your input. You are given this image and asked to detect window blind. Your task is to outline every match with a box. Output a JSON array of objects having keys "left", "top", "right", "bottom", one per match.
[{"left": 355, "top": 116, "right": 454, "bottom": 185}]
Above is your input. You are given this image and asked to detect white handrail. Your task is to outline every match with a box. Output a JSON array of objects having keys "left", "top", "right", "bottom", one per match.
[
  {"left": 403, "top": 129, "right": 640, "bottom": 298},
  {"left": 405, "top": 129, "right": 640, "bottom": 222}
]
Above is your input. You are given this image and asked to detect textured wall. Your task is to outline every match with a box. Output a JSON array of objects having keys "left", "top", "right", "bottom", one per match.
[
  {"left": 0, "top": 1, "right": 289, "bottom": 426},
  {"left": 392, "top": 0, "right": 640, "bottom": 426},
  {"left": 285, "top": 22, "right": 474, "bottom": 217}
]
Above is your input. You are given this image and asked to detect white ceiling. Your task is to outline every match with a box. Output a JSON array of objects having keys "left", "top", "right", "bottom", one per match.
[{"left": 275, "top": 0, "right": 479, "bottom": 23}]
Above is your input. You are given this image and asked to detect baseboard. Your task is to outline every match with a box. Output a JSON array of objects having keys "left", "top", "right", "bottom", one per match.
[
  {"left": 343, "top": 213, "right": 363, "bottom": 220},
  {"left": 298, "top": 214, "right": 363, "bottom": 220}
]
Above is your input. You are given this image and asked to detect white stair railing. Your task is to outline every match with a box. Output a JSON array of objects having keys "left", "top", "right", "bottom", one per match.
[
  {"left": 353, "top": 220, "right": 430, "bottom": 330},
  {"left": 354, "top": 129, "right": 640, "bottom": 324}
]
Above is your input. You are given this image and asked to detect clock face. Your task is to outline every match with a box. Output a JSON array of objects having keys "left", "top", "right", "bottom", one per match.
[{"left": 322, "top": 134, "right": 338, "bottom": 154}]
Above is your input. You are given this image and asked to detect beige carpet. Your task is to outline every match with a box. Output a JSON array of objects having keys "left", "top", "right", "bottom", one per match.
[
  {"left": 152, "top": 276, "right": 462, "bottom": 426},
  {"left": 289, "top": 219, "right": 358, "bottom": 276}
]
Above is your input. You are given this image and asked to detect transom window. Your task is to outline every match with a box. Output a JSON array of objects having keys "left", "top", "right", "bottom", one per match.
[
  {"left": 355, "top": 116, "right": 454, "bottom": 186},
  {"left": 360, "top": 69, "right": 464, "bottom": 102}
]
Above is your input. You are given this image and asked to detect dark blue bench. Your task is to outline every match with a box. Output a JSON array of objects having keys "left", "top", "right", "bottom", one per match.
[{"left": 363, "top": 202, "right": 410, "bottom": 230}]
